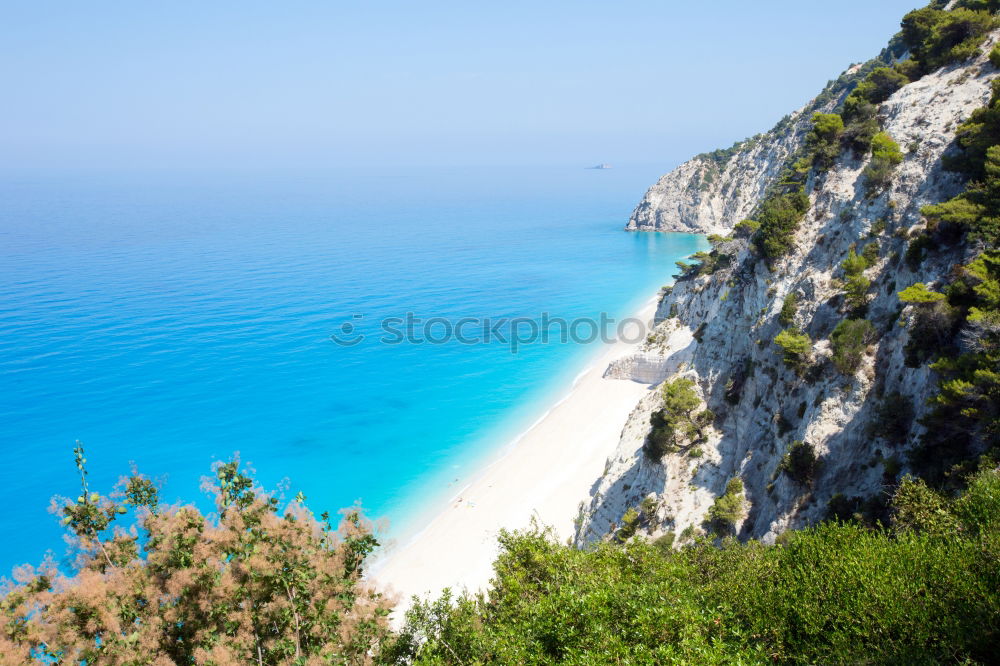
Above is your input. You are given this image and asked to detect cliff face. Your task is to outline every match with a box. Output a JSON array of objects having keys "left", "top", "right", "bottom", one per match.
[
  {"left": 625, "top": 66, "right": 870, "bottom": 235},
  {"left": 578, "top": 34, "right": 998, "bottom": 546},
  {"left": 625, "top": 122, "right": 807, "bottom": 236}
]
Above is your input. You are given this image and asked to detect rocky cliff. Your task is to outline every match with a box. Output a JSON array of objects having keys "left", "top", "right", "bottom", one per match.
[
  {"left": 625, "top": 64, "right": 871, "bottom": 235},
  {"left": 577, "top": 29, "right": 999, "bottom": 546}
]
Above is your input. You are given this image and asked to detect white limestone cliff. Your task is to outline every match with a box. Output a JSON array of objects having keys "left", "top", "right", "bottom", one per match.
[{"left": 578, "top": 35, "right": 999, "bottom": 547}]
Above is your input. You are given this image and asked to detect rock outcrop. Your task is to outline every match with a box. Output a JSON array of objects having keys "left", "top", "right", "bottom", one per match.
[{"left": 579, "top": 34, "right": 999, "bottom": 547}]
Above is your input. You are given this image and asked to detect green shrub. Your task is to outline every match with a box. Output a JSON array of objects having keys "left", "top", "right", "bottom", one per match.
[
  {"left": 899, "top": 282, "right": 947, "bottom": 303},
  {"left": 841, "top": 249, "right": 872, "bottom": 311},
  {"left": 947, "top": 79, "right": 1000, "bottom": 178},
  {"left": 830, "top": 318, "right": 875, "bottom": 375},
  {"left": 904, "top": 299, "right": 961, "bottom": 366},
  {"left": 891, "top": 476, "right": 961, "bottom": 536},
  {"left": 850, "top": 66, "right": 910, "bottom": 107},
  {"left": 779, "top": 293, "right": 798, "bottom": 326},
  {"left": 805, "top": 112, "right": 845, "bottom": 171},
  {"left": 873, "top": 392, "right": 915, "bottom": 444},
  {"left": 905, "top": 234, "right": 933, "bottom": 270},
  {"left": 734, "top": 218, "right": 760, "bottom": 237},
  {"left": 652, "top": 531, "right": 675, "bottom": 554},
  {"left": 388, "top": 469, "right": 1000, "bottom": 665},
  {"left": 901, "top": 7, "right": 996, "bottom": 75},
  {"left": 707, "top": 477, "right": 745, "bottom": 533},
  {"left": 841, "top": 248, "right": 868, "bottom": 277},
  {"left": 991, "top": 43, "right": 1000, "bottom": 68},
  {"left": 826, "top": 493, "right": 864, "bottom": 522},
  {"left": 757, "top": 190, "right": 811, "bottom": 260},
  {"left": 774, "top": 328, "right": 812, "bottom": 371},
  {"left": 645, "top": 377, "right": 712, "bottom": 461},
  {"left": 861, "top": 242, "right": 880, "bottom": 266},
  {"left": 780, "top": 440, "right": 819, "bottom": 485},
  {"left": 864, "top": 132, "right": 904, "bottom": 193},
  {"left": 618, "top": 507, "right": 641, "bottom": 540},
  {"left": 846, "top": 275, "right": 872, "bottom": 312}
]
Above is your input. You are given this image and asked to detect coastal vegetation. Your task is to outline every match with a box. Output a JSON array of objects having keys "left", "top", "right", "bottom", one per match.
[
  {"left": 773, "top": 328, "right": 812, "bottom": 371},
  {"left": 644, "top": 377, "right": 713, "bottom": 460},
  {"left": 0, "top": 446, "right": 391, "bottom": 664},
  {"left": 830, "top": 318, "right": 875, "bottom": 375},
  {"left": 384, "top": 468, "right": 1000, "bottom": 664}
]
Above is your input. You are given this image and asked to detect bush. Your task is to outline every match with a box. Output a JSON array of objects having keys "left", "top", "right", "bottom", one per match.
[
  {"left": 774, "top": 328, "right": 812, "bottom": 371},
  {"left": 645, "top": 377, "right": 712, "bottom": 461},
  {"left": 903, "top": 299, "right": 961, "bottom": 366},
  {"left": 707, "top": 478, "right": 745, "bottom": 533},
  {"left": 849, "top": 67, "right": 910, "bottom": 107},
  {"left": 618, "top": 507, "right": 641, "bottom": 540},
  {"left": 0, "top": 449, "right": 391, "bottom": 663},
  {"left": 841, "top": 247, "right": 868, "bottom": 276},
  {"left": 388, "top": 469, "right": 1000, "bottom": 664},
  {"left": 901, "top": 7, "right": 997, "bottom": 75},
  {"left": 779, "top": 293, "right": 798, "bottom": 326},
  {"left": 864, "top": 132, "right": 904, "bottom": 193},
  {"left": 841, "top": 248, "right": 872, "bottom": 312},
  {"left": 781, "top": 440, "right": 819, "bottom": 485},
  {"left": 873, "top": 392, "right": 916, "bottom": 444},
  {"left": 826, "top": 493, "right": 864, "bottom": 522},
  {"left": 899, "top": 282, "right": 947, "bottom": 303},
  {"left": 845, "top": 273, "right": 871, "bottom": 311},
  {"left": 652, "top": 531, "right": 676, "bottom": 554},
  {"left": 734, "top": 218, "right": 761, "bottom": 237},
  {"left": 757, "top": 190, "right": 811, "bottom": 260},
  {"left": 905, "top": 234, "right": 933, "bottom": 270},
  {"left": 830, "top": 318, "right": 875, "bottom": 375},
  {"left": 861, "top": 242, "right": 880, "bottom": 266},
  {"left": 991, "top": 43, "right": 1000, "bottom": 68},
  {"left": 948, "top": 79, "right": 1000, "bottom": 178},
  {"left": 806, "top": 112, "right": 845, "bottom": 171}
]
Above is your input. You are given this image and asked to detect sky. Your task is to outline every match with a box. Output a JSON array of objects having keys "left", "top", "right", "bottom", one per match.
[{"left": 0, "top": 0, "right": 925, "bottom": 169}]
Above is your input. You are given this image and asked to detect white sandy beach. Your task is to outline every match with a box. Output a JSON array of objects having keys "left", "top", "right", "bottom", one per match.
[{"left": 371, "top": 296, "right": 658, "bottom": 608}]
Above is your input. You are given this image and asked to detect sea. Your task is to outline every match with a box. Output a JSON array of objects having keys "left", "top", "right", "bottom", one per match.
[{"left": 0, "top": 165, "right": 706, "bottom": 572}]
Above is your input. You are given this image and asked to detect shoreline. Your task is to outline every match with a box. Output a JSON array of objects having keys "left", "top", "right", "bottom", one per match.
[{"left": 370, "top": 293, "right": 661, "bottom": 608}]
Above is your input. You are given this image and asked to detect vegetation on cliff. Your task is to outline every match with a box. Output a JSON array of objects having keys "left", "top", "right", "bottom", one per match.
[{"left": 384, "top": 468, "right": 1000, "bottom": 664}]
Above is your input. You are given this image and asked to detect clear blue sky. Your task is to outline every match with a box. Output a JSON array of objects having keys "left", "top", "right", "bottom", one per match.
[{"left": 1, "top": 0, "right": 924, "bottom": 169}]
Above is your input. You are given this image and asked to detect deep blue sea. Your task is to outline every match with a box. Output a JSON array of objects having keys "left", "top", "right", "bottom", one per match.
[{"left": 0, "top": 165, "right": 705, "bottom": 572}]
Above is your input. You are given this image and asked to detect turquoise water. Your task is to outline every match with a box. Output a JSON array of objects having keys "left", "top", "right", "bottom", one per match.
[{"left": 0, "top": 166, "right": 705, "bottom": 571}]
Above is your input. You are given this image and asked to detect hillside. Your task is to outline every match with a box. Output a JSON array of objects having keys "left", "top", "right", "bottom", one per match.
[{"left": 579, "top": 4, "right": 1000, "bottom": 548}]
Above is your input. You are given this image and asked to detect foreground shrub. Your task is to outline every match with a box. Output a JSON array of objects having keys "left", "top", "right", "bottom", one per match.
[
  {"left": 385, "top": 469, "right": 1000, "bottom": 664},
  {"left": 0, "top": 446, "right": 392, "bottom": 664}
]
